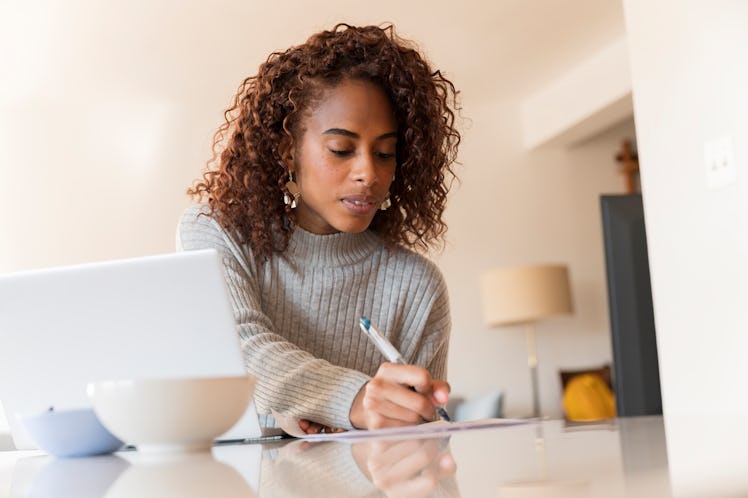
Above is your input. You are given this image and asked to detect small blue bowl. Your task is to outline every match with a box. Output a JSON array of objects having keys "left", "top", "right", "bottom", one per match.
[{"left": 18, "top": 408, "right": 124, "bottom": 458}]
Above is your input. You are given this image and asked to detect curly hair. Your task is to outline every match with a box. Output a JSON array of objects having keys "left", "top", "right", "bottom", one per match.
[{"left": 188, "top": 23, "right": 461, "bottom": 261}]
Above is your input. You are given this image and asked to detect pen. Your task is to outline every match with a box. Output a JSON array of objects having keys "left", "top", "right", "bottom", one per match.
[{"left": 359, "top": 317, "right": 452, "bottom": 422}]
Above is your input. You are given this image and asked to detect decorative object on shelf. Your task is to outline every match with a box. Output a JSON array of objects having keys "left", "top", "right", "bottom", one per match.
[
  {"left": 615, "top": 139, "right": 640, "bottom": 194},
  {"left": 480, "top": 264, "right": 573, "bottom": 418},
  {"left": 559, "top": 364, "right": 616, "bottom": 422}
]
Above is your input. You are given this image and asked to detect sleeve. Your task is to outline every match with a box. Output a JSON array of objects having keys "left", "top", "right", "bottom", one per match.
[
  {"left": 404, "top": 257, "right": 452, "bottom": 382},
  {"left": 177, "top": 206, "right": 370, "bottom": 430}
]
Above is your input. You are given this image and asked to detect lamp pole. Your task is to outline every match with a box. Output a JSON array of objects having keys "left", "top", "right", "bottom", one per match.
[{"left": 526, "top": 322, "right": 541, "bottom": 418}]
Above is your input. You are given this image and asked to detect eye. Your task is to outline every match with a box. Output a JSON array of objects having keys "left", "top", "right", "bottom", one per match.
[
  {"left": 329, "top": 149, "right": 353, "bottom": 157},
  {"left": 375, "top": 151, "right": 396, "bottom": 160}
]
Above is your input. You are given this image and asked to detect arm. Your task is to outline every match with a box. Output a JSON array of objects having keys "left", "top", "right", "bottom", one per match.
[{"left": 350, "top": 261, "right": 452, "bottom": 429}]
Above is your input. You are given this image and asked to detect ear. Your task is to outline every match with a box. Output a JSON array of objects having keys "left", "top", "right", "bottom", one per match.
[{"left": 278, "top": 135, "right": 295, "bottom": 172}]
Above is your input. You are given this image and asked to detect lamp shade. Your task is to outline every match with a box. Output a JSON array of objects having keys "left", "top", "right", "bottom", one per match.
[{"left": 480, "top": 264, "right": 573, "bottom": 327}]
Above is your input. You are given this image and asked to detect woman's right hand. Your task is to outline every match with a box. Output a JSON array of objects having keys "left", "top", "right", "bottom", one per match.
[{"left": 349, "top": 362, "right": 450, "bottom": 430}]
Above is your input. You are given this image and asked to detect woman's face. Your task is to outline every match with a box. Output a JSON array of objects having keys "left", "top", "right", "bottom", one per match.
[{"left": 283, "top": 79, "right": 397, "bottom": 235}]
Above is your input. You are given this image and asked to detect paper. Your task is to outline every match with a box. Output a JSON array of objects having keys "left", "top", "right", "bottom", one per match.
[{"left": 271, "top": 410, "right": 530, "bottom": 441}]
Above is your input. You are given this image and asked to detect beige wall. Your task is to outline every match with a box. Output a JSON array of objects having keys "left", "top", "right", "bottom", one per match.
[
  {"left": 0, "top": 0, "right": 631, "bottom": 431},
  {"left": 624, "top": 0, "right": 748, "bottom": 494},
  {"left": 440, "top": 97, "right": 633, "bottom": 416}
]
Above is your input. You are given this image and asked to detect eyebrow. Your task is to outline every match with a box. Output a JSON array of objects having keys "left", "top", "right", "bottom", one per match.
[{"left": 322, "top": 128, "right": 397, "bottom": 140}]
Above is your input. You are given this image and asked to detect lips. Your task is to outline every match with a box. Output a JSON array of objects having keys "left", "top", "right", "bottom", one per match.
[{"left": 341, "top": 194, "right": 380, "bottom": 215}]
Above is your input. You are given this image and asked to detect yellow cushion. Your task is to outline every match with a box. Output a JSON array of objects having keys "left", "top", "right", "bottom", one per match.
[{"left": 562, "top": 373, "right": 616, "bottom": 421}]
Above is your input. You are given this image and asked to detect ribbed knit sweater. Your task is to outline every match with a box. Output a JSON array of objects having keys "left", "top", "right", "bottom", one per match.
[{"left": 177, "top": 204, "right": 451, "bottom": 430}]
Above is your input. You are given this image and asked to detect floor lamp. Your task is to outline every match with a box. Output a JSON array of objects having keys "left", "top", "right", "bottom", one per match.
[{"left": 480, "top": 264, "right": 573, "bottom": 418}]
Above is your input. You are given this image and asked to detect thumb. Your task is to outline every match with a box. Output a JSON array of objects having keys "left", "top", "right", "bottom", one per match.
[{"left": 432, "top": 384, "right": 450, "bottom": 405}]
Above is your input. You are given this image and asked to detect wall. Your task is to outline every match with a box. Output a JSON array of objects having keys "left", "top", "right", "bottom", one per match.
[
  {"left": 0, "top": 1, "right": 259, "bottom": 270},
  {"left": 440, "top": 97, "right": 633, "bottom": 417},
  {"left": 0, "top": 0, "right": 631, "bottom": 433},
  {"left": 623, "top": 0, "right": 748, "bottom": 494}
]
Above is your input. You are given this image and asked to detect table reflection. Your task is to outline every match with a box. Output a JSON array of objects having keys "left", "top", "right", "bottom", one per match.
[
  {"left": 498, "top": 480, "right": 589, "bottom": 497},
  {"left": 259, "top": 436, "right": 459, "bottom": 498},
  {"left": 352, "top": 437, "right": 459, "bottom": 498},
  {"left": 11, "top": 454, "right": 129, "bottom": 498},
  {"left": 11, "top": 451, "right": 255, "bottom": 498},
  {"left": 105, "top": 452, "right": 255, "bottom": 498},
  {"left": 3, "top": 417, "right": 679, "bottom": 498}
]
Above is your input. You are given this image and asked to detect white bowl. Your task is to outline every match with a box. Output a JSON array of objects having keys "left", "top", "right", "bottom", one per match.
[{"left": 87, "top": 376, "right": 254, "bottom": 454}]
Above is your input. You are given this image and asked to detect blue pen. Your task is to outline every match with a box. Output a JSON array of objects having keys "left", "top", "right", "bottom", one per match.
[{"left": 359, "top": 317, "right": 452, "bottom": 422}]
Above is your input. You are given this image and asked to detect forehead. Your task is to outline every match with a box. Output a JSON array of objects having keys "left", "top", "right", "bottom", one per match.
[{"left": 302, "top": 79, "right": 397, "bottom": 133}]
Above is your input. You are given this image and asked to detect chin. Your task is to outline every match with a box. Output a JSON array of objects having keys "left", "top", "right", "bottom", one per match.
[{"left": 334, "top": 218, "right": 374, "bottom": 234}]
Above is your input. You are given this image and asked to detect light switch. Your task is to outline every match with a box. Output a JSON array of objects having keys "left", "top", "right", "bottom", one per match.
[{"left": 704, "top": 135, "right": 737, "bottom": 190}]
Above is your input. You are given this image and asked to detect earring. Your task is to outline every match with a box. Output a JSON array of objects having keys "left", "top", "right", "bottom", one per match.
[
  {"left": 283, "top": 172, "right": 301, "bottom": 209},
  {"left": 379, "top": 170, "right": 395, "bottom": 211},
  {"left": 379, "top": 193, "right": 391, "bottom": 211}
]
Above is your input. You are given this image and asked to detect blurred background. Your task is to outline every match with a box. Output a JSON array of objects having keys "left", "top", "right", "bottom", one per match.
[
  {"left": 4, "top": 1, "right": 748, "bottom": 494},
  {"left": 0, "top": 0, "right": 634, "bottom": 424}
]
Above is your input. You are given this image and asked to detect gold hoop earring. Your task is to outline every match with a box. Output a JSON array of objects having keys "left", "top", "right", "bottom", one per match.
[{"left": 283, "top": 172, "right": 301, "bottom": 209}]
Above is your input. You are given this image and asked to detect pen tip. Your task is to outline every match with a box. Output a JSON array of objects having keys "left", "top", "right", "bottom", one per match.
[{"left": 360, "top": 317, "right": 370, "bottom": 329}]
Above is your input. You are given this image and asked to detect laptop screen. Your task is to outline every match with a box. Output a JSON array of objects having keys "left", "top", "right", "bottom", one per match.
[{"left": 0, "top": 249, "right": 260, "bottom": 449}]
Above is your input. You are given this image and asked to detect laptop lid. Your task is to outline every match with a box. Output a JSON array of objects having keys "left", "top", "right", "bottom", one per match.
[{"left": 0, "top": 249, "right": 261, "bottom": 449}]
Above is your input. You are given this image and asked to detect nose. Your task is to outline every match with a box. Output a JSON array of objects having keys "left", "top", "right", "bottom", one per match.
[{"left": 352, "top": 153, "right": 377, "bottom": 186}]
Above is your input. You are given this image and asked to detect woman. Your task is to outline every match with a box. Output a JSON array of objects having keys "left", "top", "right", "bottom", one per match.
[{"left": 178, "top": 23, "right": 461, "bottom": 433}]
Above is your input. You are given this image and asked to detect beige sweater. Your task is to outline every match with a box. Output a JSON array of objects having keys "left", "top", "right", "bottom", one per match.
[{"left": 177, "top": 204, "right": 450, "bottom": 430}]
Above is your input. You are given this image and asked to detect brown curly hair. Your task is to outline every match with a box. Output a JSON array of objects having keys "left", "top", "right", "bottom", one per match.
[{"left": 188, "top": 23, "right": 461, "bottom": 261}]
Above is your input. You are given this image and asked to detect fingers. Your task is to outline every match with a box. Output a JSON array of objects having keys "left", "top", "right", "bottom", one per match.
[
  {"left": 430, "top": 380, "right": 451, "bottom": 406},
  {"left": 375, "top": 362, "right": 433, "bottom": 392},
  {"left": 298, "top": 419, "right": 344, "bottom": 435},
  {"left": 364, "top": 378, "right": 435, "bottom": 424},
  {"left": 350, "top": 364, "right": 452, "bottom": 430},
  {"left": 363, "top": 364, "right": 451, "bottom": 427},
  {"left": 298, "top": 419, "right": 323, "bottom": 434},
  {"left": 375, "top": 363, "right": 451, "bottom": 408}
]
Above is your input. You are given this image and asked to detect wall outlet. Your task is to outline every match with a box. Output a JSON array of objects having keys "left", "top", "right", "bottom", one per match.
[{"left": 704, "top": 135, "right": 737, "bottom": 190}]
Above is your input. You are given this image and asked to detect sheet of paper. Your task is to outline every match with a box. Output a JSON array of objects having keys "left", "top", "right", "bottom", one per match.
[{"left": 271, "top": 410, "right": 531, "bottom": 441}]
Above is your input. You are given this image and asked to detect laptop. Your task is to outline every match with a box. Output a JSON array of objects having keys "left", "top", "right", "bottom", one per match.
[{"left": 0, "top": 249, "right": 263, "bottom": 450}]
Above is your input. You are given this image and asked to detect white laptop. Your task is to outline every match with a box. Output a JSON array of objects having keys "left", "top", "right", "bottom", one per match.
[{"left": 0, "top": 249, "right": 263, "bottom": 450}]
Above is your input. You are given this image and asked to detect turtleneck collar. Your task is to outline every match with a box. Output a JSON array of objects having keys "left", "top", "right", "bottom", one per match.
[{"left": 286, "top": 227, "right": 382, "bottom": 267}]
